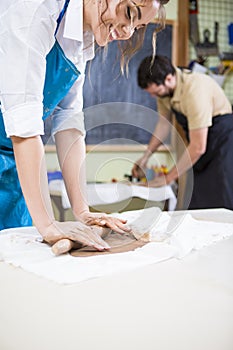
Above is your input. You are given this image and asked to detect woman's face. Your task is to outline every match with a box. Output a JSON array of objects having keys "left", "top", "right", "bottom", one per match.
[{"left": 85, "top": 0, "right": 160, "bottom": 46}]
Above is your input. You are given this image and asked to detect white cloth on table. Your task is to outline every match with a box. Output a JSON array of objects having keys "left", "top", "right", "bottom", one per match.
[
  {"left": 0, "top": 208, "right": 232, "bottom": 284},
  {"left": 49, "top": 181, "right": 177, "bottom": 211}
]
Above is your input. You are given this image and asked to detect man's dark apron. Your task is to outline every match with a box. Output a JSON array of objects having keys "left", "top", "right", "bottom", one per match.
[
  {"left": 0, "top": 0, "right": 80, "bottom": 229},
  {"left": 173, "top": 109, "right": 233, "bottom": 210}
]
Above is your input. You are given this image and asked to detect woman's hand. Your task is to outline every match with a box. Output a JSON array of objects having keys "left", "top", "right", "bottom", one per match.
[
  {"left": 79, "top": 211, "right": 132, "bottom": 235},
  {"left": 41, "top": 221, "right": 110, "bottom": 255}
]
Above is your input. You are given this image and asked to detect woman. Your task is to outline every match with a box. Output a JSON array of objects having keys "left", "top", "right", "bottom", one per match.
[{"left": 0, "top": 0, "right": 169, "bottom": 254}]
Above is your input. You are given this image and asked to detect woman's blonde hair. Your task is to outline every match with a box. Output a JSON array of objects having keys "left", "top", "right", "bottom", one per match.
[{"left": 99, "top": 0, "right": 170, "bottom": 74}]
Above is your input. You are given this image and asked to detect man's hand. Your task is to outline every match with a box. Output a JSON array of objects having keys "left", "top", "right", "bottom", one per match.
[
  {"left": 42, "top": 221, "right": 111, "bottom": 255},
  {"left": 147, "top": 175, "right": 168, "bottom": 187},
  {"left": 138, "top": 173, "right": 168, "bottom": 188},
  {"left": 132, "top": 155, "right": 149, "bottom": 178}
]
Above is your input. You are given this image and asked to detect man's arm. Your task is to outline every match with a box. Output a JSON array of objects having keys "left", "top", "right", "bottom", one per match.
[
  {"left": 166, "top": 127, "right": 208, "bottom": 182},
  {"left": 132, "top": 114, "right": 171, "bottom": 177},
  {"left": 147, "top": 127, "right": 208, "bottom": 187},
  {"left": 147, "top": 114, "right": 172, "bottom": 152}
]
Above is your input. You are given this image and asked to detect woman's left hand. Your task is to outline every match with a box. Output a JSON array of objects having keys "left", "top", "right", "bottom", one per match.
[{"left": 79, "top": 211, "right": 132, "bottom": 234}]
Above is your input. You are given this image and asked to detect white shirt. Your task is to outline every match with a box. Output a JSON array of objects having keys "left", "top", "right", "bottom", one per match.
[{"left": 0, "top": 0, "right": 94, "bottom": 138}]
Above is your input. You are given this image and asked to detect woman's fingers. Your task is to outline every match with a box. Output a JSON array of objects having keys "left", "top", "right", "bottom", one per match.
[
  {"left": 92, "top": 216, "right": 132, "bottom": 235},
  {"left": 43, "top": 214, "right": 133, "bottom": 256},
  {"left": 43, "top": 221, "right": 110, "bottom": 251},
  {"left": 68, "top": 226, "right": 110, "bottom": 250},
  {"left": 51, "top": 227, "right": 112, "bottom": 256},
  {"left": 90, "top": 226, "right": 111, "bottom": 238},
  {"left": 80, "top": 212, "right": 131, "bottom": 234},
  {"left": 103, "top": 218, "right": 131, "bottom": 234}
]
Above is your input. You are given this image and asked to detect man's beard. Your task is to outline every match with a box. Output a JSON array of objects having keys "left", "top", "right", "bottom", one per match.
[{"left": 160, "top": 88, "right": 174, "bottom": 98}]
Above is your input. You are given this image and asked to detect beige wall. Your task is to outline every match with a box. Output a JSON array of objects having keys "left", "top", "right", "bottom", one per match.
[
  {"left": 45, "top": 146, "right": 175, "bottom": 183},
  {"left": 165, "top": 0, "right": 178, "bottom": 21}
]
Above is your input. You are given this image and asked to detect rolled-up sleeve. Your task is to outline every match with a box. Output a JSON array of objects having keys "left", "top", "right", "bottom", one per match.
[
  {"left": 52, "top": 108, "right": 86, "bottom": 138},
  {"left": 51, "top": 72, "right": 86, "bottom": 137},
  {"left": 2, "top": 102, "right": 44, "bottom": 138},
  {"left": 0, "top": 0, "right": 57, "bottom": 137}
]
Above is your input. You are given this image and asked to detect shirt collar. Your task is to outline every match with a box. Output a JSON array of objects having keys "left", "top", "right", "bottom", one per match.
[{"left": 63, "top": 0, "right": 83, "bottom": 41}]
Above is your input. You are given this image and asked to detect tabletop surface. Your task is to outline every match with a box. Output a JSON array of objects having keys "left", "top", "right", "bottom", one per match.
[{"left": 0, "top": 209, "right": 233, "bottom": 350}]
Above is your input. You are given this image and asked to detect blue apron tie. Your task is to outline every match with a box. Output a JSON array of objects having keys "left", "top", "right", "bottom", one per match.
[
  {"left": 55, "top": 0, "right": 70, "bottom": 36},
  {"left": 0, "top": 0, "right": 80, "bottom": 229}
]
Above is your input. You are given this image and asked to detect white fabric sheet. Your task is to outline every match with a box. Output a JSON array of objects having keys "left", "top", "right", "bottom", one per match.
[
  {"left": 0, "top": 208, "right": 232, "bottom": 284},
  {"left": 49, "top": 181, "right": 177, "bottom": 211}
]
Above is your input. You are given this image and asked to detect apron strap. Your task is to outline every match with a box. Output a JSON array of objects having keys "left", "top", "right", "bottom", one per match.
[
  {"left": 55, "top": 0, "right": 70, "bottom": 35},
  {"left": 171, "top": 107, "right": 190, "bottom": 142}
]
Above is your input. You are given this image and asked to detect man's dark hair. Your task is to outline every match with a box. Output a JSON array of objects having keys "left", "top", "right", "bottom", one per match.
[{"left": 137, "top": 55, "right": 176, "bottom": 89}]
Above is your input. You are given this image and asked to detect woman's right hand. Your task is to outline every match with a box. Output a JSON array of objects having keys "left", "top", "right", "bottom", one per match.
[{"left": 41, "top": 221, "right": 110, "bottom": 255}]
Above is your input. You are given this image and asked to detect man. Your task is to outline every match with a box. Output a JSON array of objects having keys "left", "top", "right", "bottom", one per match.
[{"left": 132, "top": 55, "right": 233, "bottom": 210}]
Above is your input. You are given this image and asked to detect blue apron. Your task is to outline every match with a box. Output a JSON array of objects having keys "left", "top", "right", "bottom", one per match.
[{"left": 0, "top": 0, "right": 80, "bottom": 229}]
